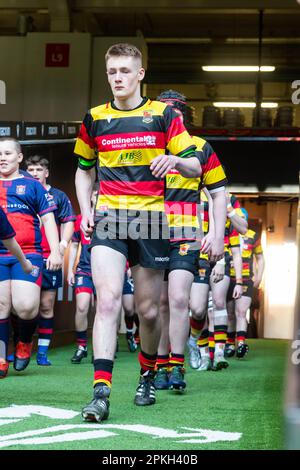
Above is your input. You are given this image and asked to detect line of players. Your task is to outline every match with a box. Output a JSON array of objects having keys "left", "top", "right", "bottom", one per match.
[
  {"left": 0, "top": 128, "right": 264, "bottom": 385},
  {"left": 0, "top": 145, "right": 138, "bottom": 378}
]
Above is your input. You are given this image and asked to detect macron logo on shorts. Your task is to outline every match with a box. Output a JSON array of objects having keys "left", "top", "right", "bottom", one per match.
[{"left": 155, "top": 257, "right": 169, "bottom": 263}]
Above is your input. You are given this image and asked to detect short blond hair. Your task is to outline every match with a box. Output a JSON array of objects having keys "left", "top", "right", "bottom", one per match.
[
  {"left": 0, "top": 137, "right": 21, "bottom": 153},
  {"left": 105, "top": 43, "right": 142, "bottom": 63}
]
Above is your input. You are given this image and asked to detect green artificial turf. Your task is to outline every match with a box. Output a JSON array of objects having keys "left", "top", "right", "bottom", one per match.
[{"left": 0, "top": 338, "right": 288, "bottom": 450}]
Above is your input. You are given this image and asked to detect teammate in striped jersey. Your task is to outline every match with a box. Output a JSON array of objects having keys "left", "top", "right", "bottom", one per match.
[
  {"left": 226, "top": 208, "right": 264, "bottom": 358},
  {"left": 75, "top": 44, "right": 201, "bottom": 422},
  {"left": 0, "top": 138, "right": 62, "bottom": 378},
  {"left": 154, "top": 90, "right": 227, "bottom": 391},
  {"left": 25, "top": 155, "right": 76, "bottom": 366}
]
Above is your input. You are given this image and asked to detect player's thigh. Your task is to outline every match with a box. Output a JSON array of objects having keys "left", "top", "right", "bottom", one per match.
[
  {"left": 235, "top": 295, "right": 252, "bottom": 315},
  {"left": 40, "top": 289, "right": 57, "bottom": 314},
  {"left": 76, "top": 291, "right": 92, "bottom": 314},
  {"left": 132, "top": 265, "right": 164, "bottom": 309},
  {"left": 189, "top": 282, "right": 210, "bottom": 314},
  {"left": 210, "top": 275, "right": 230, "bottom": 304},
  {"left": 122, "top": 293, "right": 134, "bottom": 314},
  {"left": 11, "top": 280, "right": 41, "bottom": 317},
  {"left": 91, "top": 245, "right": 126, "bottom": 297},
  {"left": 168, "top": 269, "right": 193, "bottom": 307}
]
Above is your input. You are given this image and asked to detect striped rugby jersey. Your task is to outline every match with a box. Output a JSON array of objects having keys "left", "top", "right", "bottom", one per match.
[
  {"left": 0, "top": 175, "right": 57, "bottom": 255},
  {"left": 230, "top": 229, "right": 263, "bottom": 279},
  {"left": 200, "top": 192, "right": 240, "bottom": 262},
  {"left": 74, "top": 98, "right": 196, "bottom": 224},
  {"left": 165, "top": 136, "right": 227, "bottom": 241}
]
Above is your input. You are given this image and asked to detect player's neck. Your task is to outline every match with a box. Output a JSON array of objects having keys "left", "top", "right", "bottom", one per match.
[
  {"left": 44, "top": 183, "right": 51, "bottom": 191},
  {"left": 0, "top": 169, "right": 22, "bottom": 180},
  {"left": 113, "top": 93, "right": 144, "bottom": 111}
]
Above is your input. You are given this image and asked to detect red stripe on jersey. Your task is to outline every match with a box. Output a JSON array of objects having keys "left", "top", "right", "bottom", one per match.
[
  {"left": 164, "top": 200, "right": 197, "bottom": 216},
  {"left": 201, "top": 152, "right": 221, "bottom": 172},
  {"left": 7, "top": 212, "right": 39, "bottom": 254},
  {"left": 95, "top": 132, "right": 166, "bottom": 152},
  {"left": 78, "top": 122, "right": 94, "bottom": 149},
  {"left": 166, "top": 115, "right": 185, "bottom": 143},
  {"left": 100, "top": 180, "right": 164, "bottom": 197}
]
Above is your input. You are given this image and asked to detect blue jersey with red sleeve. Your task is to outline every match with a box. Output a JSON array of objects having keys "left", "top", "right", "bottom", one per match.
[
  {"left": 0, "top": 206, "right": 16, "bottom": 240},
  {"left": 41, "top": 186, "right": 76, "bottom": 258},
  {"left": 72, "top": 214, "right": 92, "bottom": 276},
  {"left": 0, "top": 175, "right": 57, "bottom": 255}
]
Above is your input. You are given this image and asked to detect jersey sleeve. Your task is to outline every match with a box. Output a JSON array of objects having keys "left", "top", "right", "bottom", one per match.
[
  {"left": 57, "top": 191, "right": 76, "bottom": 224},
  {"left": 72, "top": 216, "right": 81, "bottom": 243},
  {"left": 229, "top": 227, "right": 240, "bottom": 248},
  {"left": 34, "top": 182, "right": 57, "bottom": 216},
  {"left": 253, "top": 232, "right": 263, "bottom": 255},
  {"left": 163, "top": 106, "right": 196, "bottom": 158},
  {"left": 200, "top": 142, "right": 227, "bottom": 192},
  {"left": 0, "top": 207, "right": 16, "bottom": 240},
  {"left": 74, "top": 111, "right": 97, "bottom": 170}
]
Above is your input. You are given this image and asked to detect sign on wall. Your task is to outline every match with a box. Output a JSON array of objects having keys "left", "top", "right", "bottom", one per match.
[{"left": 45, "top": 43, "right": 70, "bottom": 67}]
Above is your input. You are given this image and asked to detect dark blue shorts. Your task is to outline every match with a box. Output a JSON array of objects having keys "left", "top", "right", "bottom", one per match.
[
  {"left": 74, "top": 273, "right": 95, "bottom": 296},
  {"left": 122, "top": 272, "right": 134, "bottom": 296},
  {"left": 0, "top": 254, "right": 43, "bottom": 286},
  {"left": 42, "top": 260, "right": 63, "bottom": 291}
]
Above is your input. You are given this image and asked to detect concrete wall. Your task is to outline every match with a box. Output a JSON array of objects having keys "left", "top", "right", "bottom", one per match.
[{"left": 0, "top": 33, "right": 91, "bottom": 121}]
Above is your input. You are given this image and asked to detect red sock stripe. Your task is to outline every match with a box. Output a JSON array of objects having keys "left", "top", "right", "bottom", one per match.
[
  {"left": 156, "top": 358, "right": 169, "bottom": 367},
  {"left": 237, "top": 335, "right": 246, "bottom": 342},
  {"left": 190, "top": 317, "right": 205, "bottom": 332},
  {"left": 94, "top": 370, "right": 112, "bottom": 385},
  {"left": 138, "top": 352, "right": 156, "bottom": 371},
  {"left": 38, "top": 328, "right": 53, "bottom": 334},
  {"left": 77, "top": 339, "right": 87, "bottom": 346}
]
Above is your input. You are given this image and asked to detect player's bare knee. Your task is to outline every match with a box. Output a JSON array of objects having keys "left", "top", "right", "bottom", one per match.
[{"left": 96, "top": 292, "right": 121, "bottom": 319}]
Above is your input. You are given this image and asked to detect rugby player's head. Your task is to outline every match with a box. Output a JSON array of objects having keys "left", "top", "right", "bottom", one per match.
[
  {"left": 25, "top": 155, "right": 49, "bottom": 185},
  {"left": 0, "top": 138, "right": 23, "bottom": 177},
  {"left": 105, "top": 43, "right": 145, "bottom": 103},
  {"left": 157, "top": 89, "right": 187, "bottom": 125}
]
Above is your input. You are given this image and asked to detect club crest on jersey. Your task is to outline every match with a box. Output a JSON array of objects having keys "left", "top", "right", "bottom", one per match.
[
  {"left": 179, "top": 243, "right": 190, "bottom": 256},
  {"left": 31, "top": 265, "right": 40, "bottom": 278},
  {"left": 142, "top": 110, "right": 153, "bottom": 123},
  {"left": 16, "top": 185, "right": 26, "bottom": 195}
]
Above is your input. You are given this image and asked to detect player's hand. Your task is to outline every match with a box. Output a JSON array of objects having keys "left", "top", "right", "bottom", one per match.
[
  {"left": 201, "top": 233, "right": 214, "bottom": 254},
  {"left": 150, "top": 154, "right": 178, "bottom": 178},
  {"left": 21, "top": 259, "right": 33, "bottom": 274},
  {"left": 68, "top": 272, "right": 75, "bottom": 286},
  {"left": 46, "top": 250, "right": 63, "bottom": 271},
  {"left": 81, "top": 213, "right": 94, "bottom": 239},
  {"left": 209, "top": 237, "right": 224, "bottom": 263},
  {"left": 211, "top": 263, "right": 224, "bottom": 283},
  {"left": 233, "top": 284, "right": 243, "bottom": 299}
]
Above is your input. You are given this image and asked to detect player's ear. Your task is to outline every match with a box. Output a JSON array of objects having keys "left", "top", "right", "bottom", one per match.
[
  {"left": 18, "top": 153, "right": 23, "bottom": 164},
  {"left": 138, "top": 67, "right": 145, "bottom": 82}
]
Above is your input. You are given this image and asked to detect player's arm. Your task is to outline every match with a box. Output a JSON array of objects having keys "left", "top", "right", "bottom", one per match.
[
  {"left": 201, "top": 187, "right": 215, "bottom": 254},
  {"left": 40, "top": 212, "right": 62, "bottom": 270},
  {"left": 60, "top": 221, "right": 75, "bottom": 256},
  {"left": 253, "top": 252, "right": 265, "bottom": 288},
  {"left": 2, "top": 237, "right": 33, "bottom": 274},
  {"left": 150, "top": 154, "right": 200, "bottom": 179},
  {"left": 231, "top": 246, "right": 243, "bottom": 299},
  {"left": 67, "top": 241, "right": 79, "bottom": 286},
  {"left": 209, "top": 188, "right": 227, "bottom": 262},
  {"left": 75, "top": 167, "right": 96, "bottom": 237}
]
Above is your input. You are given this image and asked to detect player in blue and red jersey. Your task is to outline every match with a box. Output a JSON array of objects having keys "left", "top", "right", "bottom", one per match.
[
  {"left": 68, "top": 188, "right": 97, "bottom": 364},
  {"left": 0, "top": 138, "right": 62, "bottom": 378},
  {"left": 25, "top": 155, "right": 76, "bottom": 366}
]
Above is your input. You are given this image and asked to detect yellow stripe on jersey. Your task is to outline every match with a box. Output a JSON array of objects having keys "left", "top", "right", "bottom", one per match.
[
  {"left": 167, "top": 213, "right": 200, "bottom": 228},
  {"left": 74, "top": 139, "right": 96, "bottom": 161},
  {"left": 96, "top": 194, "right": 164, "bottom": 213},
  {"left": 203, "top": 166, "right": 227, "bottom": 188},
  {"left": 165, "top": 173, "right": 200, "bottom": 191}
]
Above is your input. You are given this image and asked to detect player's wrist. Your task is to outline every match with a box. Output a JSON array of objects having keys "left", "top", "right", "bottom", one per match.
[{"left": 60, "top": 239, "right": 68, "bottom": 249}]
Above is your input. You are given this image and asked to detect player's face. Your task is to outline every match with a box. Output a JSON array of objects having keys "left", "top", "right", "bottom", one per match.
[
  {"left": 26, "top": 164, "right": 48, "bottom": 184},
  {"left": 106, "top": 56, "right": 145, "bottom": 101},
  {"left": 0, "top": 140, "right": 23, "bottom": 177}
]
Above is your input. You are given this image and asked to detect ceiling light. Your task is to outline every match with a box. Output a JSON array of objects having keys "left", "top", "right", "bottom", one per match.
[
  {"left": 213, "top": 102, "right": 278, "bottom": 108},
  {"left": 202, "top": 66, "right": 275, "bottom": 72}
]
